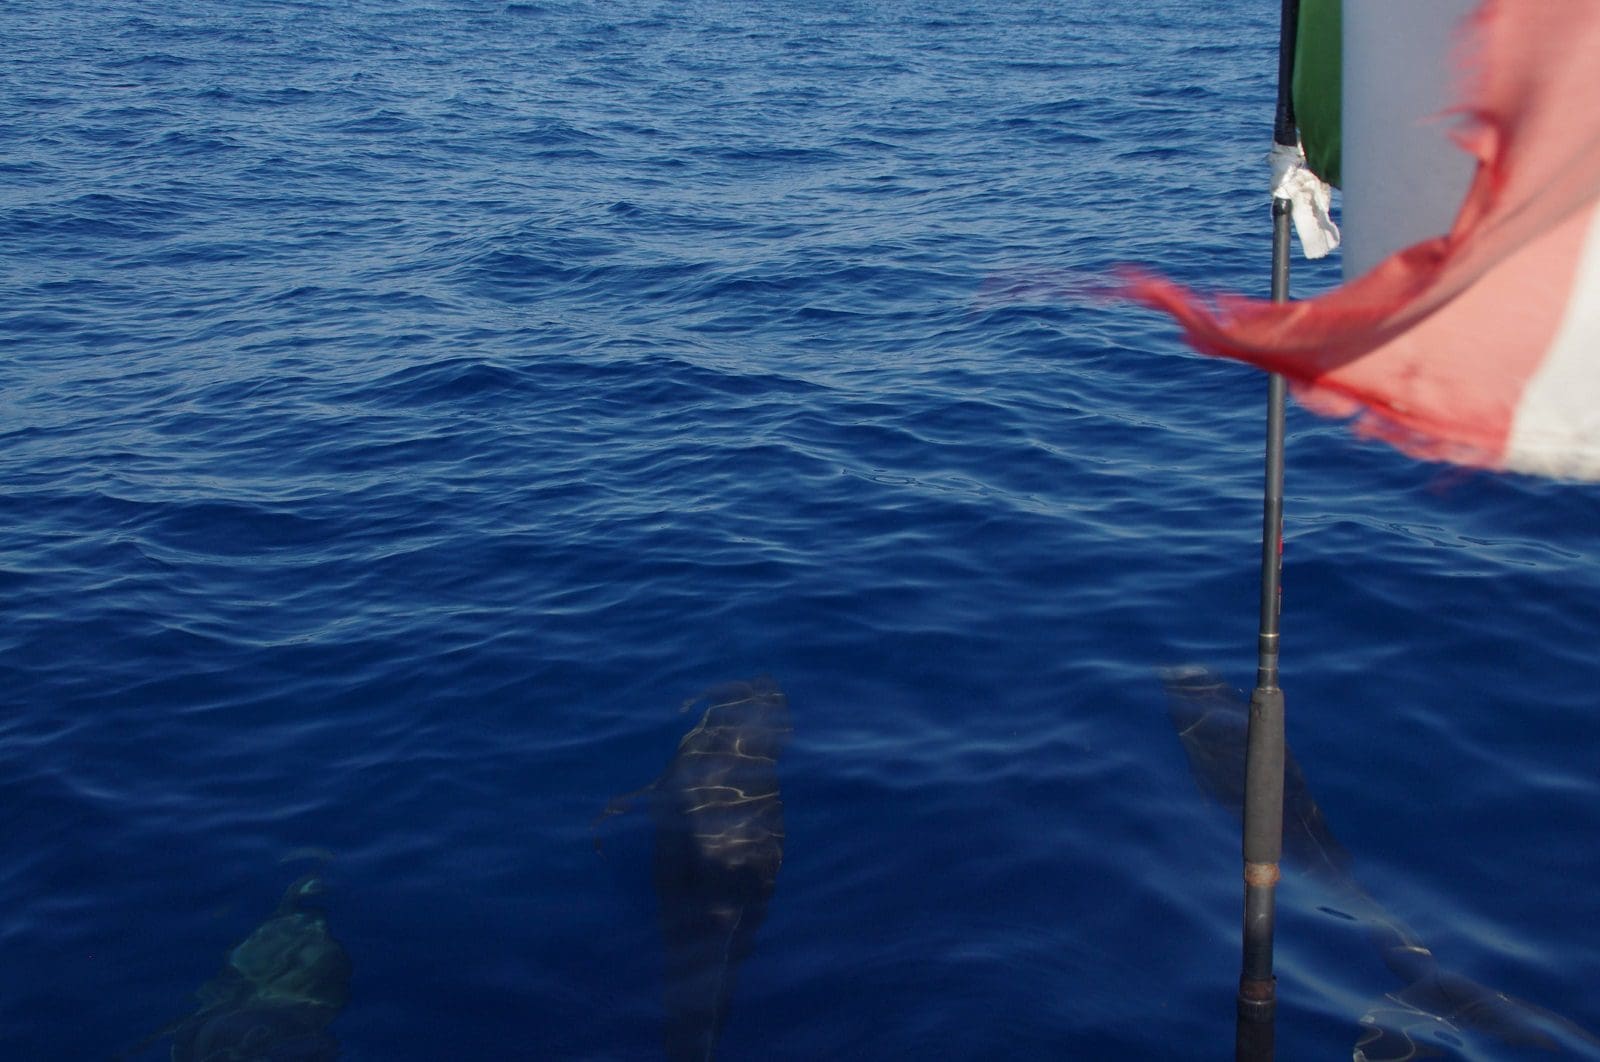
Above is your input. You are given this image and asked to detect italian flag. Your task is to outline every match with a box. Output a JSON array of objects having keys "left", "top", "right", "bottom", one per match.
[{"left": 1127, "top": 0, "right": 1600, "bottom": 481}]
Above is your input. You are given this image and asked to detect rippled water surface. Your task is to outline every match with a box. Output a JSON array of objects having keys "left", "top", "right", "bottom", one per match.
[{"left": 4, "top": 2, "right": 1599, "bottom": 1059}]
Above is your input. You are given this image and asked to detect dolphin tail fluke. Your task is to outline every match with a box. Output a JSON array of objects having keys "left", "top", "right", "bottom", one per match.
[
  {"left": 1357, "top": 967, "right": 1600, "bottom": 1061},
  {"left": 1354, "top": 994, "right": 1459, "bottom": 1061}
]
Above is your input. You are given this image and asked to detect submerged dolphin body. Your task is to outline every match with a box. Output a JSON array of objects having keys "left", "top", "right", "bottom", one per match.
[
  {"left": 603, "top": 676, "right": 791, "bottom": 1062},
  {"left": 124, "top": 874, "right": 351, "bottom": 1061},
  {"left": 1161, "top": 667, "right": 1600, "bottom": 1061}
]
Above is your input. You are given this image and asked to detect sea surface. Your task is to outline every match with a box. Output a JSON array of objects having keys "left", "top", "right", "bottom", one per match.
[{"left": 3, "top": 1, "right": 1599, "bottom": 1059}]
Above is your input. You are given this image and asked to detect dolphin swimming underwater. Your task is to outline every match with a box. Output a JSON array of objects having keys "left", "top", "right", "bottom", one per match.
[
  {"left": 1162, "top": 667, "right": 1600, "bottom": 1061},
  {"left": 601, "top": 676, "right": 791, "bottom": 1062},
  {"left": 121, "top": 873, "right": 351, "bottom": 1062}
]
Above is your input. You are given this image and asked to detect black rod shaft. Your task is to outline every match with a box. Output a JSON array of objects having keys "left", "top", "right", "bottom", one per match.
[{"left": 1237, "top": 1, "right": 1300, "bottom": 1058}]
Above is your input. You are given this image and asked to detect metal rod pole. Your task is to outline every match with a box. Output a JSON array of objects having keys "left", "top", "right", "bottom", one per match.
[{"left": 1236, "top": 2, "right": 1300, "bottom": 1058}]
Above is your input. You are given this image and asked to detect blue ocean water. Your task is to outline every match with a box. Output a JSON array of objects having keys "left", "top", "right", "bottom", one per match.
[{"left": 3, "top": 1, "right": 1599, "bottom": 1058}]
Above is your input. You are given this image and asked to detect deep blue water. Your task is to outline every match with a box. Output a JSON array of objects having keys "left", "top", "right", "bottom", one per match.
[{"left": 4, "top": 1, "right": 1599, "bottom": 1059}]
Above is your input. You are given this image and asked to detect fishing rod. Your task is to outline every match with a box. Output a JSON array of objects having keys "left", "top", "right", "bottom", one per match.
[{"left": 1236, "top": 1, "right": 1299, "bottom": 1059}]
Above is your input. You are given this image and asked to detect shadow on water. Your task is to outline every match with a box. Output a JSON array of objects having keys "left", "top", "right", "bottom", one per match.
[
  {"left": 1162, "top": 667, "right": 1600, "bottom": 1061},
  {"left": 118, "top": 872, "right": 350, "bottom": 1062},
  {"left": 598, "top": 676, "right": 791, "bottom": 1062}
]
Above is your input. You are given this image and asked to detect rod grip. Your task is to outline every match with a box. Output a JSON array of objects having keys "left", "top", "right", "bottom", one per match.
[{"left": 1242, "top": 686, "right": 1286, "bottom": 864}]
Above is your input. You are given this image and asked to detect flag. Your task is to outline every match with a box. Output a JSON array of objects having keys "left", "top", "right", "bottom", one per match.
[{"left": 1125, "top": 0, "right": 1600, "bottom": 481}]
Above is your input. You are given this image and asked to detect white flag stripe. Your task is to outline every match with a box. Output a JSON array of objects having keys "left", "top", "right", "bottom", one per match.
[
  {"left": 1505, "top": 203, "right": 1600, "bottom": 479},
  {"left": 1342, "top": 0, "right": 1478, "bottom": 280}
]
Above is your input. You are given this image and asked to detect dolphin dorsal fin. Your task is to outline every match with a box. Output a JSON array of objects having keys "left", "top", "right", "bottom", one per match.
[{"left": 591, "top": 778, "right": 662, "bottom": 857}]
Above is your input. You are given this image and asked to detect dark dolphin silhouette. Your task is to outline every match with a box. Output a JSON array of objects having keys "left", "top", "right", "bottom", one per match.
[
  {"left": 1162, "top": 667, "right": 1600, "bottom": 1061},
  {"left": 601, "top": 676, "right": 791, "bottom": 1062},
  {"left": 122, "top": 873, "right": 350, "bottom": 1061}
]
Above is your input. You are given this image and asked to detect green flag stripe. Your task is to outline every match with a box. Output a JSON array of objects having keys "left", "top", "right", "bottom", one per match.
[{"left": 1293, "top": 0, "right": 1342, "bottom": 188}]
